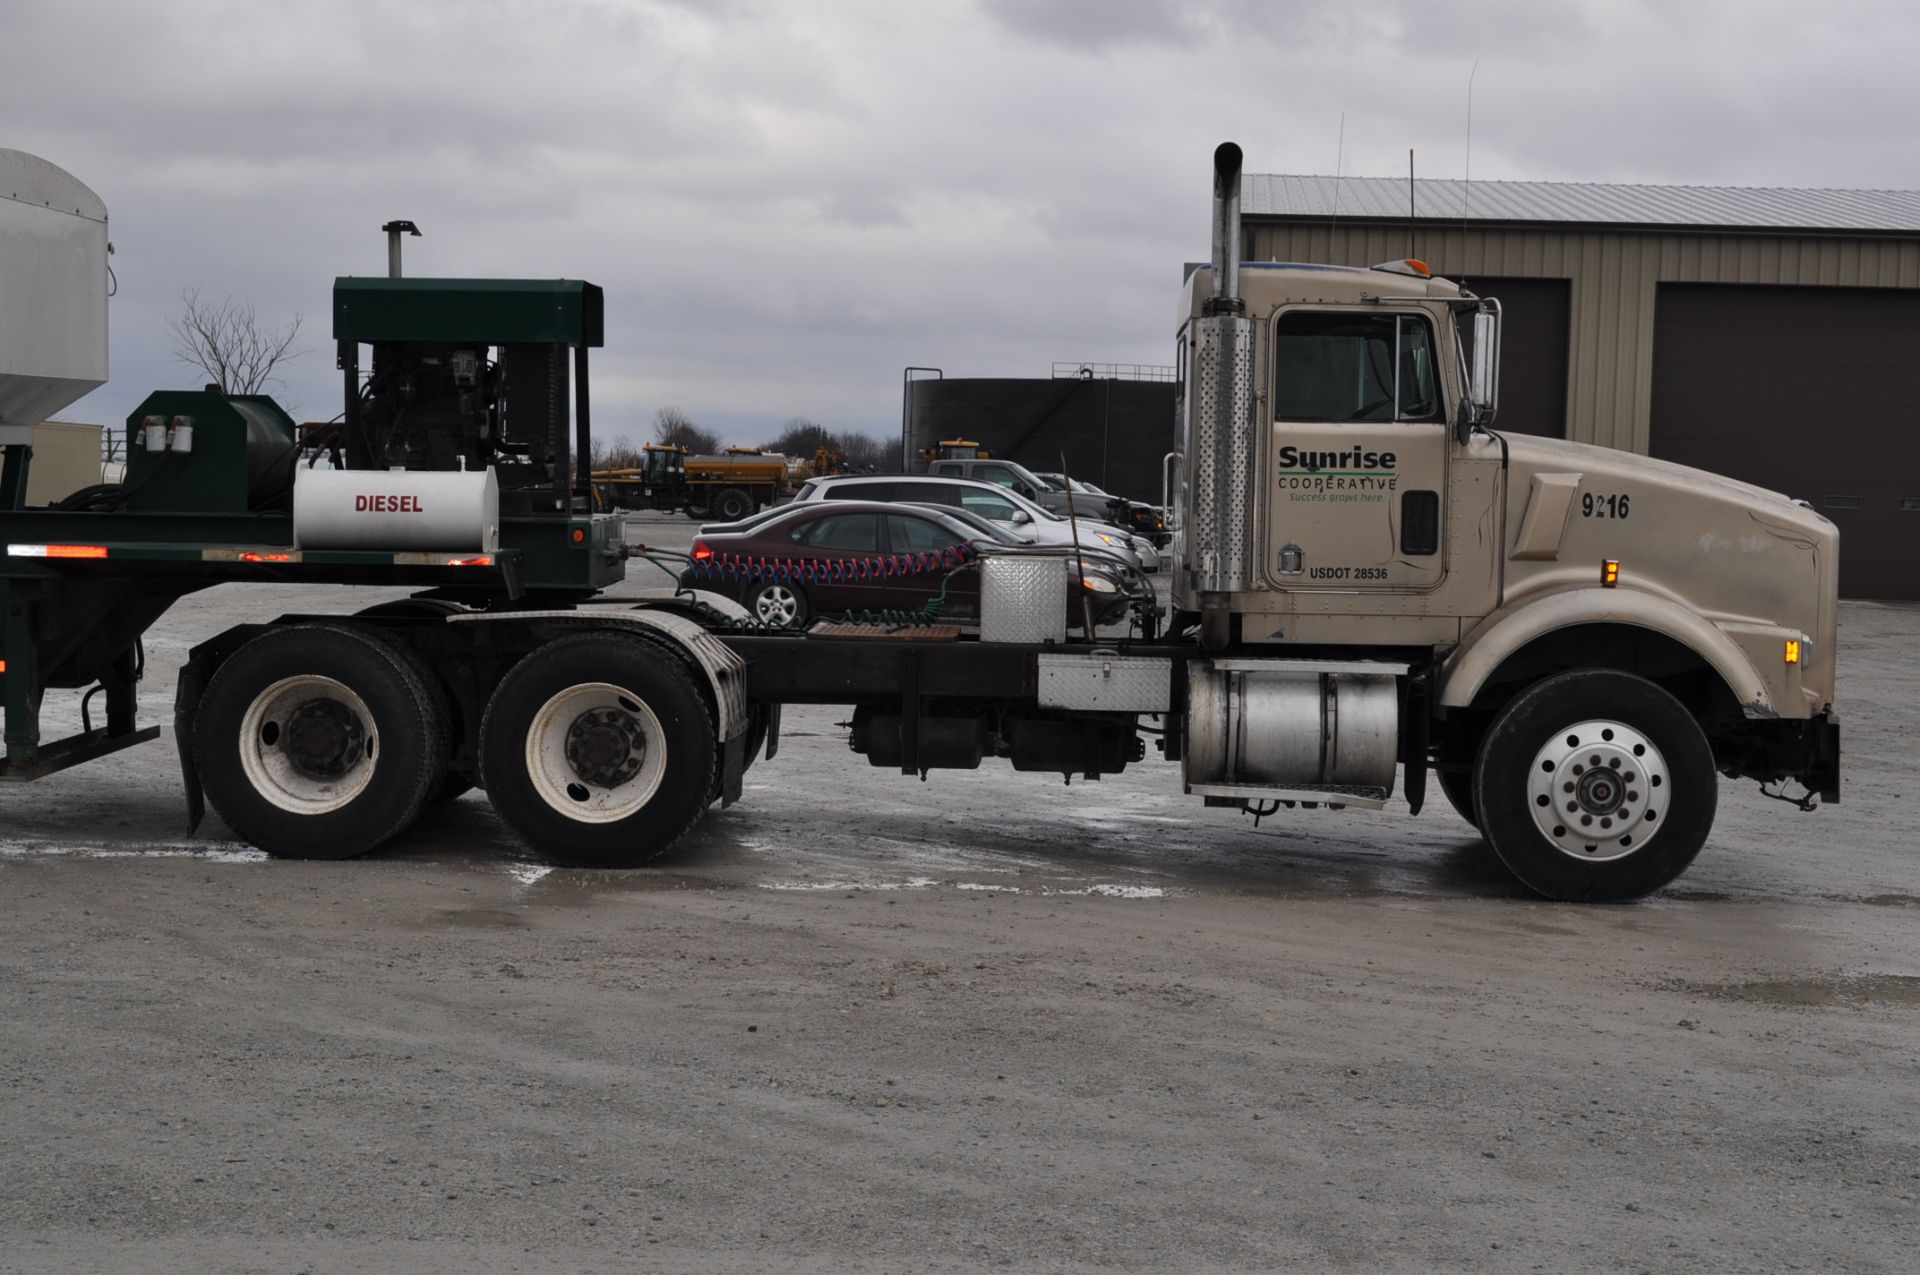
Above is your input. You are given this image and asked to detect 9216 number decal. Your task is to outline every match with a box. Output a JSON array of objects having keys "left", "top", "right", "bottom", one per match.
[{"left": 1581, "top": 492, "right": 1630, "bottom": 519}]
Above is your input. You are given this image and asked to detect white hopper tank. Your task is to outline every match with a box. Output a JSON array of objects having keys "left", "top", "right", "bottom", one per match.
[{"left": 0, "top": 151, "right": 109, "bottom": 443}]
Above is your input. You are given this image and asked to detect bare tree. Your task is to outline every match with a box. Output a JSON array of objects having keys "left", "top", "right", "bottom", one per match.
[
  {"left": 166, "top": 289, "right": 305, "bottom": 396},
  {"left": 766, "top": 417, "right": 834, "bottom": 458},
  {"left": 653, "top": 406, "right": 720, "bottom": 455}
]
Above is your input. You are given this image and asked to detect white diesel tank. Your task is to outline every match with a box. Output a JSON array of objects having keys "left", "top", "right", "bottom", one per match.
[
  {"left": 294, "top": 468, "right": 500, "bottom": 552},
  {"left": 0, "top": 150, "right": 110, "bottom": 443}
]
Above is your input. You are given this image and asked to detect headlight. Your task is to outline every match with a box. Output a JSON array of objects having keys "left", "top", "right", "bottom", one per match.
[{"left": 1079, "top": 574, "right": 1119, "bottom": 593}]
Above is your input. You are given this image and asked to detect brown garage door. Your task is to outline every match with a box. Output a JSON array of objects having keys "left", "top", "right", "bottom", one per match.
[
  {"left": 1459, "top": 276, "right": 1569, "bottom": 437},
  {"left": 1650, "top": 283, "right": 1920, "bottom": 600}
]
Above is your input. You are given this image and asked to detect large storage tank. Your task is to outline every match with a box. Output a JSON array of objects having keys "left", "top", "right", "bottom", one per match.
[
  {"left": 905, "top": 374, "right": 1176, "bottom": 502},
  {"left": 0, "top": 150, "right": 109, "bottom": 442}
]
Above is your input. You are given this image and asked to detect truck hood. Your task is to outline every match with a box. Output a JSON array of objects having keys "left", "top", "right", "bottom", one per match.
[
  {"left": 1498, "top": 432, "right": 1806, "bottom": 513},
  {"left": 1490, "top": 429, "right": 1839, "bottom": 713}
]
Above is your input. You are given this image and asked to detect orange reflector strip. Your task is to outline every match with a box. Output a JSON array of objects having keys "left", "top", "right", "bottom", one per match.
[
  {"left": 9, "top": 544, "right": 109, "bottom": 559},
  {"left": 1601, "top": 559, "right": 1620, "bottom": 587},
  {"left": 451, "top": 555, "right": 494, "bottom": 567},
  {"left": 1785, "top": 639, "right": 1802, "bottom": 665},
  {"left": 239, "top": 551, "right": 295, "bottom": 563}
]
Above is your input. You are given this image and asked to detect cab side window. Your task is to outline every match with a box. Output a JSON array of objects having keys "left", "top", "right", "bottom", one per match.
[
  {"left": 975, "top": 464, "right": 1019, "bottom": 490},
  {"left": 1273, "top": 311, "right": 1442, "bottom": 423}
]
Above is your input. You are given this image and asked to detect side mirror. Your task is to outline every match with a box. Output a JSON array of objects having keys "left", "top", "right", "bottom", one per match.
[
  {"left": 1465, "top": 301, "right": 1502, "bottom": 440},
  {"left": 1011, "top": 509, "right": 1033, "bottom": 525}
]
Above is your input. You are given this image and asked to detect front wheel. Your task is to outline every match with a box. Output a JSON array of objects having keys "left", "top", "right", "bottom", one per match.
[
  {"left": 479, "top": 634, "right": 716, "bottom": 868},
  {"left": 1473, "top": 670, "right": 1717, "bottom": 902},
  {"left": 1433, "top": 765, "right": 1480, "bottom": 831}
]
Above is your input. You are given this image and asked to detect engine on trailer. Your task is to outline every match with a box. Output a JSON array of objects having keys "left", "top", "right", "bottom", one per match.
[{"left": 332, "top": 277, "right": 604, "bottom": 517}]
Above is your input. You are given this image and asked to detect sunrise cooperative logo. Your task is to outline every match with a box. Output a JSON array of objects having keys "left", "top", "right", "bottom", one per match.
[{"left": 1276, "top": 446, "right": 1399, "bottom": 496}]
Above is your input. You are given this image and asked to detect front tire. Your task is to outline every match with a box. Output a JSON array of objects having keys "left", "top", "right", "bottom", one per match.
[
  {"left": 1473, "top": 670, "right": 1716, "bottom": 902},
  {"left": 479, "top": 634, "right": 716, "bottom": 868},
  {"left": 1434, "top": 765, "right": 1480, "bottom": 831},
  {"left": 193, "top": 624, "right": 448, "bottom": 859}
]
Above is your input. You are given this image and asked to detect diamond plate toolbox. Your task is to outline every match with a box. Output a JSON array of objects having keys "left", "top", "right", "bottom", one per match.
[
  {"left": 1036, "top": 653, "right": 1173, "bottom": 712},
  {"left": 981, "top": 553, "right": 1068, "bottom": 644}
]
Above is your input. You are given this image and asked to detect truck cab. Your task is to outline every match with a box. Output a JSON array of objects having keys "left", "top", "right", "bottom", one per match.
[{"left": 1167, "top": 145, "right": 1838, "bottom": 900}]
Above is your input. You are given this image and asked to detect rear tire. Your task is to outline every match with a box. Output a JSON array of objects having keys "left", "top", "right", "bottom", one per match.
[
  {"left": 479, "top": 634, "right": 716, "bottom": 868},
  {"left": 353, "top": 599, "right": 474, "bottom": 803},
  {"left": 1473, "top": 670, "right": 1716, "bottom": 902},
  {"left": 193, "top": 624, "right": 448, "bottom": 859}
]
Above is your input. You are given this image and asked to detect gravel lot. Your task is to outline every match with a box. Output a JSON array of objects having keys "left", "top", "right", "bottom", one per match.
[{"left": 1, "top": 513, "right": 1915, "bottom": 1272}]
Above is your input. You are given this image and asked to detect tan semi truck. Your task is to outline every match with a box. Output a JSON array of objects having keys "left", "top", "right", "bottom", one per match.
[{"left": 4, "top": 141, "right": 1836, "bottom": 905}]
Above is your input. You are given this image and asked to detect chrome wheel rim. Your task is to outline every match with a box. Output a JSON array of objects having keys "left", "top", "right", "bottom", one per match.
[
  {"left": 524, "top": 682, "right": 667, "bottom": 823},
  {"left": 1526, "top": 719, "right": 1667, "bottom": 862},
  {"left": 754, "top": 584, "right": 800, "bottom": 627},
  {"left": 239, "top": 675, "right": 377, "bottom": 814}
]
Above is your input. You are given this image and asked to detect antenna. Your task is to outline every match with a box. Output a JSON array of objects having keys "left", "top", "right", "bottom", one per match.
[
  {"left": 1332, "top": 112, "right": 1346, "bottom": 240},
  {"left": 1408, "top": 148, "right": 1416, "bottom": 259},
  {"left": 1463, "top": 58, "right": 1479, "bottom": 282}
]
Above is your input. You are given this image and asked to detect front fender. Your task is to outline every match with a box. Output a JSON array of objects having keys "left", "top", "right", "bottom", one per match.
[{"left": 1436, "top": 587, "right": 1776, "bottom": 718}]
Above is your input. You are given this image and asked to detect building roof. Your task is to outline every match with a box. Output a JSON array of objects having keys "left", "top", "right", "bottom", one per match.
[{"left": 1242, "top": 173, "right": 1920, "bottom": 234}]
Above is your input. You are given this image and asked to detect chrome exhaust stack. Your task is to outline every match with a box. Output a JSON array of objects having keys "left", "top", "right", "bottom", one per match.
[
  {"left": 1206, "top": 142, "right": 1245, "bottom": 315},
  {"left": 1186, "top": 142, "right": 1257, "bottom": 645}
]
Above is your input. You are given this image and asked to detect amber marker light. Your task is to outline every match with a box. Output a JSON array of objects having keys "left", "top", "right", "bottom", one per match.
[
  {"left": 570, "top": 527, "right": 587, "bottom": 544},
  {"left": 1785, "top": 639, "right": 1802, "bottom": 665},
  {"left": 1601, "top": 559, "right": 1620, "bottom": 587}
]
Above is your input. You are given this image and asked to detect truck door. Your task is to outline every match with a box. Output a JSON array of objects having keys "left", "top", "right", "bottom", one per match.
[{"left": 1267, "top": 307, "right": 1448, "bottom": 592}]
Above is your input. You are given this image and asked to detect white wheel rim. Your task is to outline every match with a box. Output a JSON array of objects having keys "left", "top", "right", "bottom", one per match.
[
  {"left": 754, "top": 585, "right": 800, "bottom": 627},
  {"left": 238, "top": 675, "right": 378, "bottom": 814},
  {"left": 524, "top": 682, "right": 668, "bottom": 824},
  {"left": 1526, "top": 719, "right": 1668, "bottom": 862}
]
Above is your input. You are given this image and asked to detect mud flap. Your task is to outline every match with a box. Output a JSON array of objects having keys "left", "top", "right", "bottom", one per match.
[
  {"left": 173, "top": 657, "right": 210, "bottom": 835},
  {"left": 1401, "top": 672, "right": 1430, "bottom": 817},
  {"left": 719, "top": 728, "right": 746, "bottom": 807}
]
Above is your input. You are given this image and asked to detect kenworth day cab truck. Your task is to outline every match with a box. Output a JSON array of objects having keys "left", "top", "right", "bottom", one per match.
[{"left": 0, "top": 143, "right": 1838, "bottom": 901}]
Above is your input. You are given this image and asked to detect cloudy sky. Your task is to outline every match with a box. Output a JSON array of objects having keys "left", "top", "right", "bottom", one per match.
[{"left": 7, "top": 0, "right": 1913, "bottom": 448}]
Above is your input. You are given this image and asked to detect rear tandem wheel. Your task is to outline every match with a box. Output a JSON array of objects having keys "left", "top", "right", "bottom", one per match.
[
  {"left": 479, "top": 633, "right": 717, "bottom": 868},
  {"left": 192, "top": 624, "right": 449, "bottom": 859}
]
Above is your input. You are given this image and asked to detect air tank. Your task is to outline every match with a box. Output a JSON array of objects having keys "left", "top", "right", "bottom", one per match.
[{"left": 0, "top": 150, "right": 109, "bottom": 441}]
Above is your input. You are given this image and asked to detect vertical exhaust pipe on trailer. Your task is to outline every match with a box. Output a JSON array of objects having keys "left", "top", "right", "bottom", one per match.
[{"left": 1187, "top": 142, "right": 1257, "bottom": 648}]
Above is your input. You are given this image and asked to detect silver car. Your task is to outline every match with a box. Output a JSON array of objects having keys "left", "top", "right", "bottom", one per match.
[{"left": 793, "top": 475, "right": 1157, "bottom": 571}]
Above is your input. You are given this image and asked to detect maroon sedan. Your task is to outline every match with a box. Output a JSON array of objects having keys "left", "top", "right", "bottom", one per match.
[{"left": 681, "top": 501, "right": 986, "bottom": 627}]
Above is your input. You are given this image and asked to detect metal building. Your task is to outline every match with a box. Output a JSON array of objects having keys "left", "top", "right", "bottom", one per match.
[{"left": 1244, "top": 174, "right": 1920, "bottom": 599}]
